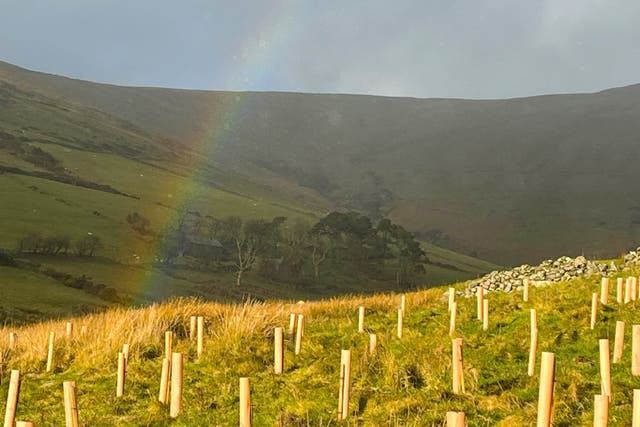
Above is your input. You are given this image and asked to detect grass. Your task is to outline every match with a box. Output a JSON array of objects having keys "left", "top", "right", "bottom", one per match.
[
  {"left": 0, "top": 156, "right": 316, "bottom": 265},
  {"left": 24, "top": 255, "right": 321, "bottom": 305},
  {"left": 29, "top": 142, "right": 321, "bottom": 222},
  {"left": 0, "top": 266, "right": 109, "bottom": 324},
  {"left": 421, "top": 242, "right": 502, "bottom": 283},
  {"left": 1, "top": 265, "right": 640, "bottom": 425},
  {"left": 26, "top": 254, "right": 485, "bottom": 307},
  {"left": 421, "top": 242, "right": 502, "bottom": 273}
]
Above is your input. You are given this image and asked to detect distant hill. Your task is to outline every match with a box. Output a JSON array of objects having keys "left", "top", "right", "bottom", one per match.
[
  {"left": 2, "top": 60, "right": 640, "bottom": 265},
  {"left": 0, "top": 61, "right": 501, "bottom": 315}
]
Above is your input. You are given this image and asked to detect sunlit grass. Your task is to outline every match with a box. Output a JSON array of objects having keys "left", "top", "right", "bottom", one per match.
[{"left": 1, "top": 267, "right": 640, "bottom": 425}]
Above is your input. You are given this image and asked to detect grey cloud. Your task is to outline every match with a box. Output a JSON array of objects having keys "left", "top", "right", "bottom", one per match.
[{"left": 0, "top": 0, "right": 638, "bottom": 98}]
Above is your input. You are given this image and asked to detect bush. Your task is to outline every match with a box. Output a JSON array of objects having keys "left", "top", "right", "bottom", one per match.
[
  {"left": 126, "top": 212, "right": 152, "bottom": 235},
  {"left": 40, "top": 269, "right": 122, "bottom": 303},
  {"left": 0, "top": 250, "right": 17, "bottom": 267}
]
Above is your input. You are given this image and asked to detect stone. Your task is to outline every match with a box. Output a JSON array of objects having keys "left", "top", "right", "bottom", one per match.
[{"left": 464, "top": 249, "right": 635, "bottom": 297}]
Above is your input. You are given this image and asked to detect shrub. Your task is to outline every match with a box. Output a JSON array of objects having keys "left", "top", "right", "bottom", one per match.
[{"left": 0, "top": 250, "right": 17, "bottom": 266}]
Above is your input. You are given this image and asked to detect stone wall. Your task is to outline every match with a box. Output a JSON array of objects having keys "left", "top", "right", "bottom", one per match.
[{"left": 464, "top": 255, "right": 618, "bottom": 297}]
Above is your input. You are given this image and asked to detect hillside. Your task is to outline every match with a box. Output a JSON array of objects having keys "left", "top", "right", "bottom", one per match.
[
  {"left": 0, "top": 63, "right": 501, "bottom": 320},
  {"left": 2, "top": 60, "right": 640, "bottom": 265},
  {"left": 1, "top": 254, "right": 639, "bottom": 425},
  {"left": 0, "top": 265, "right": 110, "bottom": 323}
]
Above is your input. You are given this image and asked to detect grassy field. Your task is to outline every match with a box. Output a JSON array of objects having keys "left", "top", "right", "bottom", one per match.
[
  {"left": 0, "top": 150, "right": 318, "bottom": 265},
  {"left": 1, "top": 262, "right": 639, "bottom": 425},
  {"left": 28, "top": 142, "right": 322, "bottom": 222},
  {"left": 25, "top": 253, "right": 493, "bottom": 307},
  {"left": 0, "top": 266, "right": 109, "bottom": 324},
  {"left": 24, "top": 255, "right": 320, "bottom": 305},
  {"left": 421, "top": 242, "right": 502, "bottom": 275}
]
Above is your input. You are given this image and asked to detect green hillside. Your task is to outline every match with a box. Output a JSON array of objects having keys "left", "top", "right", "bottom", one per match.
[
  {"left": 0, "top": 66, "right": 500, "bottom": 321},
  {"left": 0, "top": 266, "right": 109, "bottom": 323},
  {"left": 0, "top": 137, "right": 497, "bottom": 317},
  {"left": 0, "top": 259, "right": 638, "bottom": 425},
  {"left": 2, "top": 60, "right": 640, "bottom": 265}
]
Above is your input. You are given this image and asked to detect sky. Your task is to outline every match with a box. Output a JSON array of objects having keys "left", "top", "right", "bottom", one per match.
[{"left": 1, "top": 0, "right": 639, "bottom": 99}]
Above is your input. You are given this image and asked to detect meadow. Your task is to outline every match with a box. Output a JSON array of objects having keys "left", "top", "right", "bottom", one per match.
[{"left": 1, "top": 258, "right": 639, "bottom": 425}]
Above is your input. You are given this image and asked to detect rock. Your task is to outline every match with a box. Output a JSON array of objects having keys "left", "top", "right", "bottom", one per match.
[{"left": 464, "top": 248, "right": 634, "bottom": 297}]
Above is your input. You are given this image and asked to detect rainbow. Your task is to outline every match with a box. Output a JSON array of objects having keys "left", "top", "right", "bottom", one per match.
[{"left": 148, "top": 0, "right": 307, "bottom": 273}]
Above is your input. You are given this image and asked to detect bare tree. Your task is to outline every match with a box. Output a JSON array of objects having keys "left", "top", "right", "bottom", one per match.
[
  {"left": 76, "top": 235, "right": 103, "bottom": 257},
  {"left": 218, "top": 216, "right": 283, "bottom": 286},
  {"left": 309, "top": 234, "right": 332, "bottom": 280},
  {"left": 16, "top": 233, "right": 43, "bottom": 253}
]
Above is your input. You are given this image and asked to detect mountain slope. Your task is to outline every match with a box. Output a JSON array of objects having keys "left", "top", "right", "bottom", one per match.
[
  {"left": 0, "top": 68, "right": 499, "bottom": 314},
  {"left": 2, "top": 60, "right": 640, "bottom": 265}
]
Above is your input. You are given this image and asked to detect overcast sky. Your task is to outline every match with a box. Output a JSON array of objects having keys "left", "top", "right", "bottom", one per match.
[{"left": 1, "top": 0, "right": 639, "bottom": 99}]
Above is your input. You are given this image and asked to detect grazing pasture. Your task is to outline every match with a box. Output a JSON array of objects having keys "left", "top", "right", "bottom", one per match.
[{"left": 2, "top": 265, "right": 640, "bottom": 425}]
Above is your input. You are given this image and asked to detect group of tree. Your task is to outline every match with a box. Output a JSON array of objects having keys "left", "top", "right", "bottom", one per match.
[
  {"left": 159, "top": 211, "right": 428, "bottom": 289},
  {"left": 16, "top": 233, "right": 103, "bottom": 257},
  {"left": 126, "top": 212, "right": 152, "bottom": 235}
]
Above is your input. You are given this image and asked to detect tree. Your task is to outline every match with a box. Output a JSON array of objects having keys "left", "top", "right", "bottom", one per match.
[
  {"left": 311, "top": 211, "right": 374, "bottom": 262},
  {"left": 308, "top": 234, "right": 332, "bottom": 280},
  {"left": 376, "top": 220, "right": 427, "bottom": 288},
  {"left": 43, "top": 236, "right": 70, "bottom": 254},
  {"left": 282, "top": 220, "right": 310, "bottom": 253},
  {"left": 216, "top": 216, "right": 285, "bottom": 286},
  {"left": 76, "top": 235, "right": 103, "bottom": 257},
  {"left": 272, "top": 219, "right": 312, "bottom": 283},
  {"left": 16, "top": 233, "right": 43, "bottom": 253},
  {"left": 205, "top": 216, "right": 226, "bottom": 241},
  {"left": 156, "top": 217, "right": 188, "bottom": 265},
  {"left": 126, "top": 212, "right": 152, "bottom": 235},
  {"left": 53, "top": 235, "right": 71, "bottom": 254},
  {"left": 312, "top": 211, "right": 373, "bottom": 240}
]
